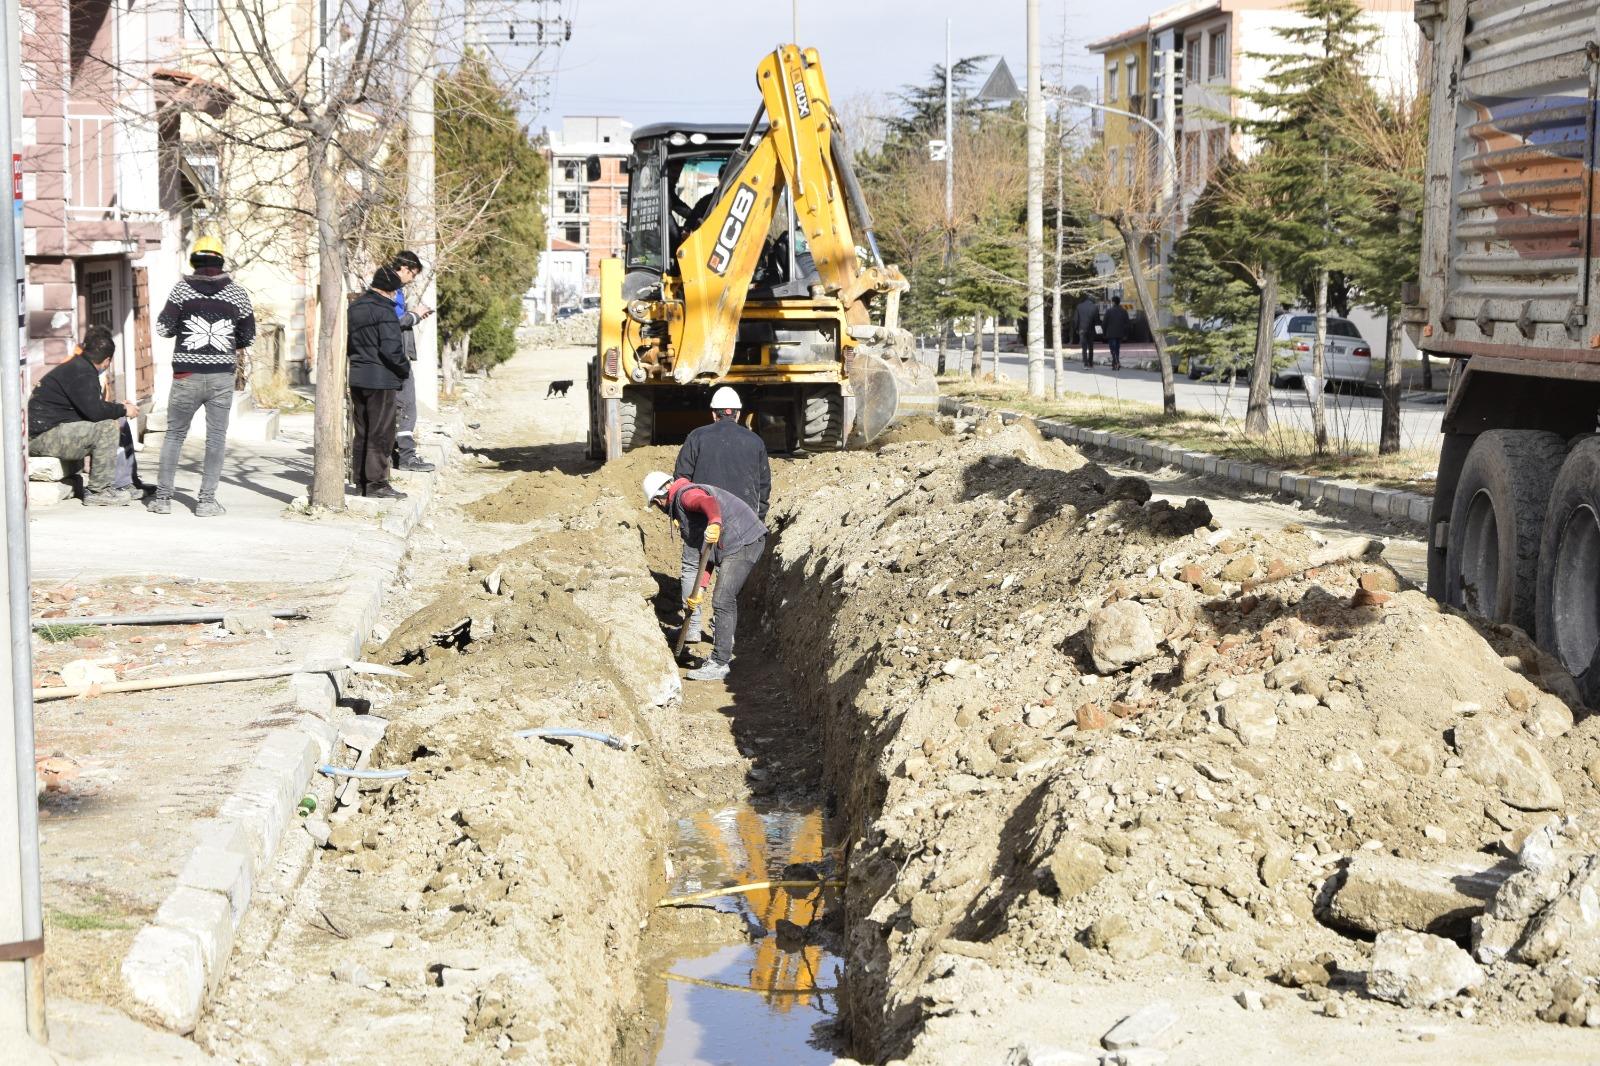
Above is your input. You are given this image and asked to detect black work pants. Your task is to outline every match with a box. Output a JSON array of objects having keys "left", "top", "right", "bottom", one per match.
[
  {"left": 350, "top": 385, "right": 399, "bottom": 493},
  {"left": 1080, "top": 331, "right": 1095, "bottom": 366},
  {"left": 1107, "top": 338, "right": 1122, "bottom": 369}
]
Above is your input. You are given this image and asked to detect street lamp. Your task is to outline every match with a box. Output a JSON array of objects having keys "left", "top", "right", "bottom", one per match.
[{"left": 1060, "top": 84, "right": 1176, "bottom": 205}]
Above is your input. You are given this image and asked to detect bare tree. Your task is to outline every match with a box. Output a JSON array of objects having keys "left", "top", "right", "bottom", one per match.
[{"left": 1074, "top": 133, "right": 1180, "bottom": 415}]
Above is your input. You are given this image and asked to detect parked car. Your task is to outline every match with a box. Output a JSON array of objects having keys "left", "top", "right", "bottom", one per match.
[
  {"left": 1273, "top": 314, "right": 1373, "bottom": 387},
  {"left": 579, "top": 295, "right": 601, "bottom": 312},
  {"left": 554, "top": 305, "right": 582, "bottom": 320}
]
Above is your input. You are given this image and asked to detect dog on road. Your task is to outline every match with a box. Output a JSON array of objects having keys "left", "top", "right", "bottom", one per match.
[{"left": 546, "top": 379, "right": 573, "bottom": 398}]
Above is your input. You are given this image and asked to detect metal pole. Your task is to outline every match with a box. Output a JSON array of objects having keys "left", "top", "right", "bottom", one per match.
[
  {"left": 934, "top": 16, "right": 947, "bottom": 376},
  {"left": 1161, "top": 46, "right": 1176, "bottom": 205},
  {"left": 0, "top": 0, "right": 44, "bottom": 1036},
  {"left": 1025, "top": 0, "right": 1044, "bottom": 397},
  {"left": 405, "top": 0, "right": 440, "bottom": 413}
]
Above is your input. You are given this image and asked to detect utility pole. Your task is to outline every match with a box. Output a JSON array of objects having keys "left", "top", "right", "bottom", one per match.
[
  {"left": 1025, "top": 0, "right": 1045, "bottom": 397},
  {"left": 942, "top": 18, "right": 953, "bottom": 376},
  {"left": 405, "top": 0, "right": 440, "bottom": 411},
  {"left": 1051, "top": 12, "right": 1066, "bottom": 401},
  {"left": 1, "top": 0, "right": 45, "bottom": 1038}
]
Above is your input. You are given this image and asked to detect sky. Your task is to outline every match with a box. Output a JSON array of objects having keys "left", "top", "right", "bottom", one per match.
[{"left": 527, "top": 0, "right": 1142, "bottom": 133}]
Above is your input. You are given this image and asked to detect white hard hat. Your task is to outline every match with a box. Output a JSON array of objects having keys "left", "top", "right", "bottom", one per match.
[
  {"left": 642, "top": 471, "right": 673, "bottom": 502},
  {"left": 710, "top": 386, "right": 742, "bottom": 409}
]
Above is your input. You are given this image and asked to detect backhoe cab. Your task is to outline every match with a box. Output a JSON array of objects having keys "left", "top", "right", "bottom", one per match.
[{"left": 585, "top": 45, "right": 935, "bottom": 460}]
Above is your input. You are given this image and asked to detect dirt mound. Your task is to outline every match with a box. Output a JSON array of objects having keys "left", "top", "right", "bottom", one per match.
[
  {"left": 299, "top": 494, "right": 679, "bottom": 1061},
  {"left": 522, "top": 312, "right": 598, "bottom": 349},
  {"left": 759, "top": 417, "right": 1600, "bottom": 1060}
]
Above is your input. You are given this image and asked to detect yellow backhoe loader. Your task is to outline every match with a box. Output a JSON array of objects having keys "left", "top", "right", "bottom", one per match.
[{"left": 585, "top": 44, "right": 937, "bottom": 460}]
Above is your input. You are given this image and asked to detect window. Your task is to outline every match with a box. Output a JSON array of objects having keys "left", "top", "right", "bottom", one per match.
[
  {"left": 1184, "top": 132, "right": 1201, "bottom": 190},
  {"left": 1126, "top": 57, "right": 1139, "bottom": 101},
  {"left": 1206, "top": 128, "right": 1228, "bottom": 175},
  {"left": 1208, "top": 29, "right": 1228, "bottom": 81},
  {"left": 559, "top": 190, "right": 583, "bottom": 215},
  {"left": 1107, "top": 146, "right": 1119, "bottom": 182},
  {"left": 1185, "top": 36, "right": 1201, "bottom": 88},
  {"left": 1107, "top": 63, "right": 1119, "bottom": 102},
  {"left": 1126, "top": 148, "right": 1136, "bottom": 186},
  {"left": 562, "top": 223, "right": 583, "bottom": 245},
  {"left": 182, "top": 0, "right": 216, "bottom": 40},
  {"left": 559, "top": 159, "right": 581, "bottom": 182}
]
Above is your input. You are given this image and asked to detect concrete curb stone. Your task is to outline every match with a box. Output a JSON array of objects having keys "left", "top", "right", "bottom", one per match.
[
  {"left": 939, "top": 396, "right": 1430, "bottom": 529},
  {"left": 121, "top": 441, "right": 444, "bottom": 1032}
]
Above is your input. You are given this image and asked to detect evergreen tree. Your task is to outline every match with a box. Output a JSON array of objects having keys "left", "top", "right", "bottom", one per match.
[
  {"left": 1166, "top": 227, "right": 1259, "bottom": 381},
  {"left": 1233, "top": 0, "right": 1376, "bottom": 451},
  {"left": 435, "top": 56, "right": 547, "bottom": 372}
]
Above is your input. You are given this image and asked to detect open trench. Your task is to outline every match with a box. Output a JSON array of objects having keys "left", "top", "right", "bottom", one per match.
[{"left": 195, "top": 355, "right": 1600, "bottom": 1065}]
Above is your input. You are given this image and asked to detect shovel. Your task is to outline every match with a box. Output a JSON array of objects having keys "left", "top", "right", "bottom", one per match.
[
  {"left": 34, "top": 659, "right": 408, "bottom": 702},
  {"left": 673, "top": 541, "right": 714, "bottom": 658}
]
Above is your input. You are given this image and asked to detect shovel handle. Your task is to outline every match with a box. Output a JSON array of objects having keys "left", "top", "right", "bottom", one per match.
[{"left": 674, "top": 540, "right": 715, "bottom": 656}]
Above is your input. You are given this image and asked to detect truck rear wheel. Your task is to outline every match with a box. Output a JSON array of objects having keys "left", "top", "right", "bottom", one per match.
[
  {"left": 801, "top": 391, "right": 844, "bottom": 450},
  {"left": 1445, "top": 429, "right": 1567, "bottom": 633},
  {"left": 620, "top": 389, "right": 654, "bottom": 452},
  {"left": 1535, "top": 437, "right": 1600, "bottom": 704}
]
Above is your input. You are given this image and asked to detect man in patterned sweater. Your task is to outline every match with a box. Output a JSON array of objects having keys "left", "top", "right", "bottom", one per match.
[{"left": 148, "top": 235, "right": 256, "bottom": 516}]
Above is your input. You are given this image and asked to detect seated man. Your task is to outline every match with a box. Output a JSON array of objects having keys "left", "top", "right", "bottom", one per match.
[{"left": 27, "top": 326, "right": 138, "bottom": 506}]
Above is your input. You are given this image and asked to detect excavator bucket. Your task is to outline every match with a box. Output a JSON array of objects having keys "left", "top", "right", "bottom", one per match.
[{"left": 851, "top": 348, "right": 939, "bottom": 444}]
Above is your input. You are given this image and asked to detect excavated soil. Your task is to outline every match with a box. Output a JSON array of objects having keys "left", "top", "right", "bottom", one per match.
[
  {"left": 200, "top": 349, "right": 1600, "bottom": 1064},
  {"left": 759, "top": 413, "right": 1600, "bottom": 1062}
]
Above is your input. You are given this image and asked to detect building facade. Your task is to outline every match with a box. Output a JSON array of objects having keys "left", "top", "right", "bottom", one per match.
[{"left": 544, "top": 115, "right": 632, "bottom": 297}]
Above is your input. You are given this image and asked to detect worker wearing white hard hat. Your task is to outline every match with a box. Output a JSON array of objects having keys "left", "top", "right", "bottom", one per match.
[
  {"left": 643, "top": 468, "right": 768, "bottom": 682},
  {"left": 668, "top": 383, "right": 771, "bottom": 650}
]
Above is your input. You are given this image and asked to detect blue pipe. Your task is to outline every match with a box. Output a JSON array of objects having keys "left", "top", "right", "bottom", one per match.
[
  {"left": 318, "top": 764, "right": 410, "bottom": 780},
  {"left": 513, "top": 728, "right": 631, "bottom": 751}
]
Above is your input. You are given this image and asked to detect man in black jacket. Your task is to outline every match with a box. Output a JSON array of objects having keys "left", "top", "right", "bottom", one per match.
[
  {"left": 28, "top": 326, "right": 138, "bottom": 506},
  {"left": 1075, "top": 295, "right": 1101, "bottom": 368},
  {"left": 1103, "top": 294, "right": 1131, "bottom": 371},
  {"left": 671, "top": 386, "right": 770, "bottom": 645},
  {"left": 347, "top": 267, "right": 410, "bottom": 500}
]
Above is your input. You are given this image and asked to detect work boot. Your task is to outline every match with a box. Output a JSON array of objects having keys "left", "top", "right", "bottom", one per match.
[
  {"left": 84, "top": 490, "right": 131, "bottom": 507},
  {"left": 145, "top": 496, "right": 171, "bottom": 515},
  {"left": 194, "top": 498, "right": 226, "bottom": 518},
  {"left": 671, "top": 625, "right": 702, "bottom": 646},
  {"left": 686, "top": 659, "right": 731, "bottom": 682},
  {"left": 398, "top": 458, "right": 435, "bottom": 472},
  {"left": 365, "top": 485, "right": 408, "bottom": 500}
]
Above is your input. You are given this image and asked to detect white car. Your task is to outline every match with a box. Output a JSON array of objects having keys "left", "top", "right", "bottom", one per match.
[{"left": 1273, "top": 314, "right": 1374, "bottom": 387}]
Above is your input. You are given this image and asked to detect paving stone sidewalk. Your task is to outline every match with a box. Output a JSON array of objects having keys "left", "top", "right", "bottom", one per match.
[{"left": 26, "top": 409, "right": 447, "bottom": 1037}]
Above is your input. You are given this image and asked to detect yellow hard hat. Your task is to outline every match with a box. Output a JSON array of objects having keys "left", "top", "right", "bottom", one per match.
[{"left": 190, "top": 235, "right": 225, "bottom": 259}]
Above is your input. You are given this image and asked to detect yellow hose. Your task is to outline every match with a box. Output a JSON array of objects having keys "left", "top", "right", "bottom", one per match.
[{"left": 656, "top": 879, "right": 844, "bottom": 908}]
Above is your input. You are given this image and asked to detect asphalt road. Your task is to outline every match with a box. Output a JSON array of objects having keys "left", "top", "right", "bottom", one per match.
[{"left": 919, "top": 343, "right": 1447, "bottom": 453}]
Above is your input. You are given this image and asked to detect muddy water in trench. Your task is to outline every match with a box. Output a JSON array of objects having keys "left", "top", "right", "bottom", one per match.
[{"left": 641, "top": 806, "right": 843, "bottom": 1064}]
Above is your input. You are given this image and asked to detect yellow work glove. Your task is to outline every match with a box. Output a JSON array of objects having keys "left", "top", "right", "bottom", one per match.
[
  {"left": 704, "top": 523, "right": 721, "bottom": 545},
  {"left": 671, "top": 518, "right": 680, "bottom": 538}
]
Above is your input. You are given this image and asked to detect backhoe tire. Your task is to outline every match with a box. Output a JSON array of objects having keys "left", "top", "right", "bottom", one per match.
[
  {"left": 801, "top": 391, "right": 844, "bottom": 450},
  {"left": 1534, "top": 437, "right": 1600, "bottom": 705},
  {"left": 619, "top": 390, "right": 654, "bottom": 453},
  {"left": 1445, "top": 429, "right": 1567, "bottom": 634}
]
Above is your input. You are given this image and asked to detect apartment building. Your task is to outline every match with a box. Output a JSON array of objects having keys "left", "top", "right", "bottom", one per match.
[
  {"left": 545, "top": 115, "right": 632, "bottom": 295},
  {"left": 1092, "top": 23, "right": 1151, "bottom": 196}
]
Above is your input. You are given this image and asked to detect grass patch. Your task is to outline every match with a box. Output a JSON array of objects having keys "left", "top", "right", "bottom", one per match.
[
  {"left": 48, "top": 908, "right": 132, "bottom": 932},
  {"left": 943, "top": 378, "right": 1439, "bottom": 495},
  {"left": 34, "top": 622, "right": 98, "bottom": 643}
]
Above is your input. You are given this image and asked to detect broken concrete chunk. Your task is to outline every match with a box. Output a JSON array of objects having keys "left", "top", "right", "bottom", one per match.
[
  {"left": 1043, "top": 840, "right": 1107, "bottom": 900},
  {"left": 1367, "top": 929, "right": 1485, "bottom": 1008},
  {"left": 1328, "top": 851, "right": 1511, "bottom": 936},
  {"left": 1219, "top": 699, "right": 1277, "bottom": 748},
  {"left": 222, "top": 609, "right": 276, "bottom": 636},
  {"left": 1086, "top": 601, "right": 1159, "bottom": 674},
  {"left": 1521, "top": 693, "right": 1574, "bottom": 741},
  {"left": 1004, "top": 1045, "right": 1099, "bottom": 1066},
  {"left": 1455, "top": 717, "right": 1564, "bottom": 811},
  {"left": 1510, "top": 855, "right": 1600, "bottom": 967},
  {"left": 1100, "top": 1001, "right": 1178, "bottom": 1050}
]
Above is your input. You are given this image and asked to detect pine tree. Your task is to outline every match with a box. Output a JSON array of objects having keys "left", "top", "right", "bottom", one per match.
[
  {"left": 435, "top": 56, "right": 547, "bottom": 372},
  {"left": 1233, "top": 0, "right": 1377, "bottom": 452}
]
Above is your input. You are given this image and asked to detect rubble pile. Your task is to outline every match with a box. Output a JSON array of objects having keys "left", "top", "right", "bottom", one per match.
[
  {"left": 760, "top": 415, "right": 1600, "bottom": 1061},
  {"left": 520, "top": 311, "right": 598, "bottom": 350}
]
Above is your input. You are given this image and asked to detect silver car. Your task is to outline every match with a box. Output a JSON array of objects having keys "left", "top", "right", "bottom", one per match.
[{"left": 1273, "top": 314, "right": 1374, "bottom": 387}]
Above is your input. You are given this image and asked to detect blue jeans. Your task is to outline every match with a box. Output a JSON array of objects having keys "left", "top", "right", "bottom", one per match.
[{"left": 157, "top": 373, "right": 233, "bottom": 502}]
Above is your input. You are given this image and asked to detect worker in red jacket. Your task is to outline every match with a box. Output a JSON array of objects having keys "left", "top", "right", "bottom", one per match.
[{"left": 644, "top": 470, "right": 767, "bottom": 682}]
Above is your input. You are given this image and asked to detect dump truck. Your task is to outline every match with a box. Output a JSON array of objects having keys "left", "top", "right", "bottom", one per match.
[
  {"left": 1406, "top": 0, "right": 1600, "bottom": 704},
  {"left": 584, "top": 44, "right": 936, "bottom": 461}
]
